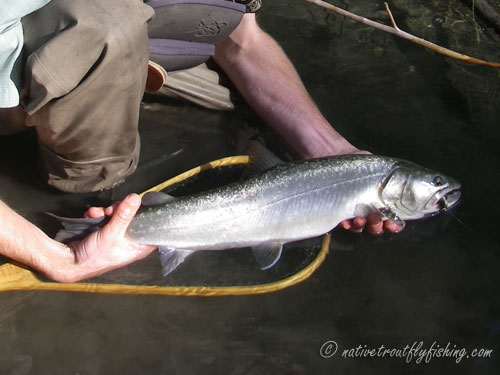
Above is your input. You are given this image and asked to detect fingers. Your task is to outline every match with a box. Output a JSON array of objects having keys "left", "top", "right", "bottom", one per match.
[
  {"left": 83, "top": 202, "right": 120, "bottom": 218},
  {"left": 339, "top": 214, "right": 403, "bottom": 234},
  {"left": 84, "top": 207, "right": 106, "bottom": 219},
  {"left": 367, "top": 213, "right": 384, "bottom": 235},
  {"left": 338, "top": 218, "right": 366, "bottom": 232},
  {"left": 100, "top": 194, "right": 142, "bottom": 239},
  {"left": 350, "top": 217, "right": 366, "bottom": 233},
  {"left": 384, "top": 220, "right": 403, "bottom": 233},
  {"left": 104, "top": 202, "right": 119, "bottom": 216},
  {"left": 339, "top": 220, "right": 352, "bottom": 230}
]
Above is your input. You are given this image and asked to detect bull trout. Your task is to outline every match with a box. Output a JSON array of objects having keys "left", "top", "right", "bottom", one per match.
[{"left": 52, "top": 143, "right": 461, "bottom": 276}]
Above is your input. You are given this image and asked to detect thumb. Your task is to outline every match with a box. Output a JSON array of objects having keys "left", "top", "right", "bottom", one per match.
[{"left": 100, "top": 193, "right": 141, "bottom": 239}]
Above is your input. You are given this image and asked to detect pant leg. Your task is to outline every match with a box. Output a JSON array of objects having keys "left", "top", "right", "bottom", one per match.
[
  {"left": 0, "top": 107, "right": 26, "bottom": 135},
  {"left": 20, "top": 0, "right": 154, "bottom": 193}
]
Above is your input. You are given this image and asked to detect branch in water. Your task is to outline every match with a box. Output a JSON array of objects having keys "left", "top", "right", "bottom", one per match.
[
  {"left": 470, "top": 0, "right": 500, "bottom": 32},
  {"left": 304, "top": 0, "right": 500, "bottom": 68}
]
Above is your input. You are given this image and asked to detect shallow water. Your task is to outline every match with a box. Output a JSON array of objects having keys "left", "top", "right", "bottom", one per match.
[{"left": 1, "top": 0, "right": 500, "bottom": 373}]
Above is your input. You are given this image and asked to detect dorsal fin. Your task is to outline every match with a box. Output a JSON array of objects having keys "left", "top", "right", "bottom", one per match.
[{"left": 245, "top": 141, "right": 285, "bottom": 176}]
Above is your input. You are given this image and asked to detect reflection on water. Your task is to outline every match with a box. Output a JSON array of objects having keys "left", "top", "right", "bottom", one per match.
[{"left": 0, "top": 0, "right": 499, "bottom": 373}]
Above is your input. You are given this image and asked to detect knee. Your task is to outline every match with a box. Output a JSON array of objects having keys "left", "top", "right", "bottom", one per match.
[{"left": 81, "top": 1, "right": 153, "bottom": 63}]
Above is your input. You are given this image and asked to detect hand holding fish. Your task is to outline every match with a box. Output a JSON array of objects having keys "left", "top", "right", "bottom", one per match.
[
  {"left": 339, "top": 213, "right": 403, "bottom": 235},
  {"left": 54, "top": 194, "right": 156, "bottom": 282},
  {"left": 0, "top": 195, "right": 156, "bottom": 282},
  {"left": 319, "top": 149, "right": 403, "bottom": 235}
]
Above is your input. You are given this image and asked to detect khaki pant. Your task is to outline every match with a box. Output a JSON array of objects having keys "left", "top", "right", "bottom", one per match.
[{"left": 0, "top": 0, "right": 154, "bottom": 193}]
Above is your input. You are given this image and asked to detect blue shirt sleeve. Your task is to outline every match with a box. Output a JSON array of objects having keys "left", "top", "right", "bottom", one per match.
[{"left": 0, "top": 0, "right": 51, "bottom": 108}]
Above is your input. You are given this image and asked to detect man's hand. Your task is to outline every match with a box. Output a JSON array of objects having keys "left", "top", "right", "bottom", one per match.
[
  {"left": 62, "top": 194, "right": 156, "bottom": 282},
  {"left": 0, "top": 194, "right": 155, "bottom": 283},
  {"left": 336, "top": 152, "right": 403, "bottom": 235},
  {"left": 340, "top": 214, "right": 402, "bottom": 235}
]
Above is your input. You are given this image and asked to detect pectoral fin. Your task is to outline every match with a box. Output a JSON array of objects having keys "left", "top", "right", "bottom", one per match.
[
  {"left": 142, "top": 191, "right": 177, "bottom": 206},
  {"left": 251, "top": 243, "right": 283, "bottom": 270},
  {"left": 376, "top": 207, "right": 406, "bottom": 228},
  {"left": 159, "top": 247, "right": 197, "bottom": 276}
]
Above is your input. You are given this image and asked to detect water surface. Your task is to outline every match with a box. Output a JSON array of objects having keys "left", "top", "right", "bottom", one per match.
[{"left": 1, "top": 0, "right": 499, "bottom": 373}]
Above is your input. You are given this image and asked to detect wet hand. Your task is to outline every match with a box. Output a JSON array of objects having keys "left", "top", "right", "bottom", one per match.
[
  {"left": 339, "top": 213, "right": 402, "bottom": 235},
  {"left": 67, "top": 194, "right": 156, "bottom": 281}
]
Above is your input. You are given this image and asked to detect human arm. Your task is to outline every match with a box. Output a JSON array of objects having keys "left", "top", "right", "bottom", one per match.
[
  {"left": 214, "top": 14, "right": 401, "bottom": 233},
  {"left": 214, "top": 13, "right": 359, "bottom": 159},
  {"left": 0, "top": 194, "right": 156, "bottom": 282}
]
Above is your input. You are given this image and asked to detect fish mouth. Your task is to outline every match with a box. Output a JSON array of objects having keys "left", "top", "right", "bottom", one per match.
[{"left": 433, "top": 187, "right": 461, "bottom": 212}]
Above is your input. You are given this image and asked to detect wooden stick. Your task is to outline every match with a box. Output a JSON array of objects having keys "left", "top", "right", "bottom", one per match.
[
  {"left": 384, "top": 2, "right": 399, "bottom": 30},
  {"left": 305, "top": 0, "right": 500, "bottom": 68}
]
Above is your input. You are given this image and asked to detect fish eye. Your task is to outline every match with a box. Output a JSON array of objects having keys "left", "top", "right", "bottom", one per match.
[{"left": 432, "top": 176, "right": 445, "bottom": 186}]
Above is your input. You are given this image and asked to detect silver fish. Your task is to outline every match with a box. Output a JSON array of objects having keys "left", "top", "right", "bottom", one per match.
[{"left": 53, "top": 143, "right": 461, "bottom": 276}]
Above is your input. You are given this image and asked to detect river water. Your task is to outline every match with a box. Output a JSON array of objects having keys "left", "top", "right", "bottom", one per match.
[{"left": 1, "top": 0, "right": 499, "bottom": 373}]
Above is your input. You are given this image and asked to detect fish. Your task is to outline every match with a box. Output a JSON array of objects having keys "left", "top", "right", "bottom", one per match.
[{"left": 51, "top": 143, "right": 461, "bottom": 276}]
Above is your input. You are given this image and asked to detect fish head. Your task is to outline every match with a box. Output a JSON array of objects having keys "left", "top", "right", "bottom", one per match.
[{"left": 379, "top": 161, "right": 461, "bottom": 221}]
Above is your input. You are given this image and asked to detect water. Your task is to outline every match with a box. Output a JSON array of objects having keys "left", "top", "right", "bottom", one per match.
[{"left": 1, "top": 0, "right": 500, "bottom": 373}]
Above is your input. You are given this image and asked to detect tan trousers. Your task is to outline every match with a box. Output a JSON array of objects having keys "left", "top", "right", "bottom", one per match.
[{"left": 0, "top": 0, "right": 154, "bottom": 193}]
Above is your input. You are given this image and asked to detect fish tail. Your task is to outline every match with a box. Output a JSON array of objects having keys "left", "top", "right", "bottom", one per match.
[{"left": 46, "top": 213, "right": 109, "bottom": 242}]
